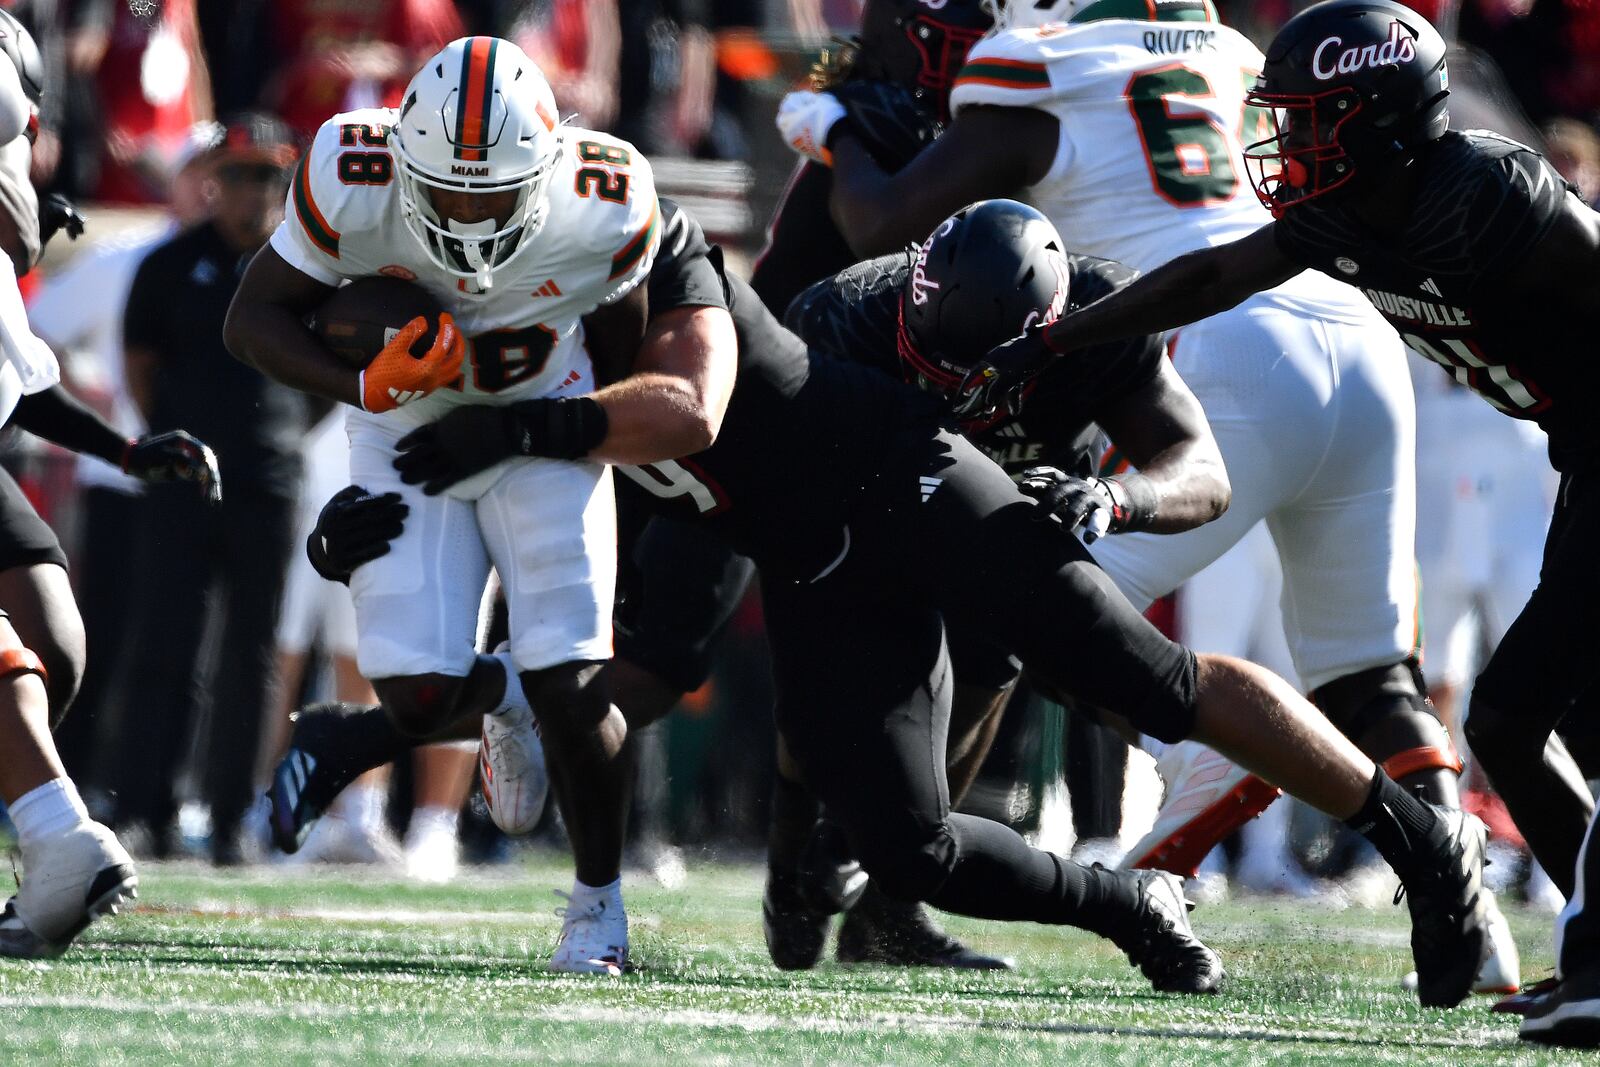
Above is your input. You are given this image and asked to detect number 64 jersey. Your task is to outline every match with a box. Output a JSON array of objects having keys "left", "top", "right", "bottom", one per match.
[
  {"left": 950, "top": 11, "right": 1272, "bottom": 275},
  {"left": 270, "top": 106, "right": 660, "bottom": 442}
]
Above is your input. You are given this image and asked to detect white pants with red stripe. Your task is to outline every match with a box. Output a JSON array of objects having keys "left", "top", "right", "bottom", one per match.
[{"left": 1090, "top": 276, "right": 1417, "bottom": 692}]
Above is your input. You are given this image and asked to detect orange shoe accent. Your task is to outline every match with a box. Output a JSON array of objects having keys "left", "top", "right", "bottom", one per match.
[{"left": 1128, "top": 775, "right": 1283, "bottom": 878}]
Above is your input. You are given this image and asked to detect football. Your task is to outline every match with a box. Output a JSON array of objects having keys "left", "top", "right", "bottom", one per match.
[{"left": 311, "top": 275, "right": 443, "bottom": 370}]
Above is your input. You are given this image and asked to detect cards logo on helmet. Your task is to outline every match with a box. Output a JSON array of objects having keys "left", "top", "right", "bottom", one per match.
[
  {"left": 1312, "top": 21, "right": 1415, "bottom": 81},
  {"left": 909, "top": 216, "right": 958, "bottom": 306}
]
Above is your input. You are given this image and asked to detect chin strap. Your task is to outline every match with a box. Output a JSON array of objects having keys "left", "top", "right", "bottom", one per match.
[{"left": 1381, "top": 743, "right": 1463, "bottom": 782}]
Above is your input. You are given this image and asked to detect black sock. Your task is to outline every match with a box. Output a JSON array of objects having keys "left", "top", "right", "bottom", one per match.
[
  {"left": 1344, "top": 768, "right": 1442, "bottom": 878},
  {"left": 767, "top": 775, "right": 821, "bottom": 873},
  {"left": 929, "top": 813, "right": 1140, "bottom": 935},
  {"left": 323, "top": 701, "right": 416, "bottom": 780}
]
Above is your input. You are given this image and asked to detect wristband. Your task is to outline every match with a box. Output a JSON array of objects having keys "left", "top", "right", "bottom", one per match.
[
  {"left": 506, "top": 396, "right": 610, "bottom": 460},
  {"left": 1103, "top": 474, "right": 1158, "bottom": 533}
]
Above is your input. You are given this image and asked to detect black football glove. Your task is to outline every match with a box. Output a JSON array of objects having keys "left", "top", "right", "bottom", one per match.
[
  {"left": 39, "top": 193, "right": 85, "bottom": 248},
  {"left": 122, "top": 430, "right": 222, "bottom": 504},
  {"left": 952, "top": 324, "right": 1060, "bottom": 421},
  {"left": 1018, "top": 466, "right": 1157, "bottom": 544},
  {"left": 307, "top": 485, "right": 408, "bottom": 584},
  {"left": 831, "top": 79, "right": 942, "bottom": 172},
  {"left": 394, "top": 397, "right": 607, "bottom": 496}
]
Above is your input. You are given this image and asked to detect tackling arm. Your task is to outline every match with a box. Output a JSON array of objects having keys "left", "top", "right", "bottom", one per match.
[
  {"left": 1094, "top": 357, "right": 1229, "bottom": 533},
  {"left": 829, "top": 106, "right": 1056, "bottom": 258}
]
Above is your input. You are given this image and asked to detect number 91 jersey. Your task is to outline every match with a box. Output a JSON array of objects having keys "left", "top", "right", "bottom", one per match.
[
  {"left": 270, "top": 107, "right": 660, "bottom": 428},
  {"left": 951, "top": 7, "right": 1271, "bottom": 274}
]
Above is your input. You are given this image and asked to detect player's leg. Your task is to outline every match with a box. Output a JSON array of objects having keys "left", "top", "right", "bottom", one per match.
[
  {"left": 1465, "top": 466, "right": 1600, "bottom": 898},
  {"left": 0, "top": 613, "right": 136, "bottom": 958},
  {"left": 479, "top": 457, "right": 627, "bottom": 973},
  {"left": 0, "top": 466, "right": 86, "bottom": 723},
  {"left": 902, "top": 430, "right": 1489, "bottom": 1006},
  {"left": 764, "top": 574, "right": 1222, "bottom": 994}
]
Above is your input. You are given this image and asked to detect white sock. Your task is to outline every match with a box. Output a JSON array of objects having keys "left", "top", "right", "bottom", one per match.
[
  {"left": 486, "top": 650, "right": 532, "bottom": 720},
  {"left": 569, "top": 876, "right": 622, "bottom": 910},
  {"left": 9, "top": 778, "right": 89, "bottom": 845},
  {"left": 340, "top": 782, "right": 386, "bottom": 833},
  {"left": 1141, "top": 736, "right": 1169, "bottom": 762},
  {"left": 407, "top": 804, "right": 459, "bottom": 841}
]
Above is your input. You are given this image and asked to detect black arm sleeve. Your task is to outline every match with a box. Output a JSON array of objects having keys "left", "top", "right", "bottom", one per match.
[
  {"left": 647, "top": 198, "right": 730, "bottom": 316},
  {"left": 10, "top": 384, "right": 129, "bottom": 465}
]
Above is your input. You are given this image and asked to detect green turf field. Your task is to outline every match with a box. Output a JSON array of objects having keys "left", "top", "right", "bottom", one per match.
[{"left": 0, "top": 854, "right": 1576, "bottom": 1065}]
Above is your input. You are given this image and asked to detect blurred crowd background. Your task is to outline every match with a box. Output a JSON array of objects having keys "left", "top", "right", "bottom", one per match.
[{"left": 0, "top": 0, "right": 1594, "bottom": 898}]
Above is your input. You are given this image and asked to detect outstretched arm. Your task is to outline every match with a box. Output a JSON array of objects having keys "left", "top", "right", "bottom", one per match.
[
  {"left": 828, "top": 106, "right": 1056, "bottom": 257},
  {"left": 1045, "top": 224, "right": 1299, "bottom": 352},
  {"left": 1512, "top": 192, "right": 1600, "bottom": 312}
]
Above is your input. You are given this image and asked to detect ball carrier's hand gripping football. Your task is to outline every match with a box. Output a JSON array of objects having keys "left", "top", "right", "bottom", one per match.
[{"left": 359, "top": 313, "right": 465, "bottom": 414}]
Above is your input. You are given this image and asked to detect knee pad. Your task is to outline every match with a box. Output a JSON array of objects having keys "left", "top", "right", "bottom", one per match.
[
  {"left": 1313, "top": 660, "right": 1462, "bottom": 781},
  {"left": 378, "top": 675, "right": 467, "bottom": 738},
  {"left": 852, "top": 823, "right": 959, "bottom": 903}
]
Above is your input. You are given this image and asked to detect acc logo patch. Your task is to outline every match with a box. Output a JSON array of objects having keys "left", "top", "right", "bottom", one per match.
[
  {"left": 379, "top": 264, "right": 418, "bottom": 281},
  {"left": 1334, "top": 256, "right": 1360, "bottom": 276}
]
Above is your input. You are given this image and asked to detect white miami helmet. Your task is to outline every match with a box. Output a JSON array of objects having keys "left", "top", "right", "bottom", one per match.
[
  {"left": 982, "top": 0, "right": 1091, "bottom": 29},
  {"left": 392, "top": 36, "right": 562, "bottom": 289}
]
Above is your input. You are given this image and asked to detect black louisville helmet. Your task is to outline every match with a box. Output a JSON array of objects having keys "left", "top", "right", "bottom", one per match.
[
  {"left": 898, "top": 199, "right": 1069, "bottom": 397},
  {"left": 1244, "top": 0, "right": 1448, "bottom": 215},
  {"left": 0, "top": 9, "right": 42, "bottom": 108},
  {"left": 858, "top": 0, "right": 992, "bottom": 118}
]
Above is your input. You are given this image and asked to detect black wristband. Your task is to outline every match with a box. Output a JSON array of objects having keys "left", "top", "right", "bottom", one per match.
[
  {"left": 1106, "top": 473, "right": 1159, "bottom": 533},
  {"left": 506, "top": 396, "right": 610, "bottom": 460}
]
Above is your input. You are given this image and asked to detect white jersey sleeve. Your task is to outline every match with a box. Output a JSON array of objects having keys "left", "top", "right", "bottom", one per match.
[
  {"left": 950, "top": 19, "right": 1273, "bottom": 272},
  {"left": 564, "top": 129, "right": 660, "bottom": 308},
  {"left": 269, "top": 109, "right": 395, "bottom": 288}
]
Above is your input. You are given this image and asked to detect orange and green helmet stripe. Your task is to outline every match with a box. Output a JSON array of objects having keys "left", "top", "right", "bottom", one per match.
[
  {"left": 454, "top": 37, "right": 498, "bottom": 161},
  {"left": 955, "top": 57, "right": 1050, "bottom": 91},
  {"left": 609, "top": 201, "right": 661, "bottom": 281},
  {"left": 292, "top": 154, "right": 339, "bottom": 258}
]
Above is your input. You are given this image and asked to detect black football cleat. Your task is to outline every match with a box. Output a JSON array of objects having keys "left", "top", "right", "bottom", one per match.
[
  {"left": 1397, "top": 808, "right": 1490, "bottom": 1009},
  {"left": 267, "top": 702, "right": 381, "bottom": 854},
  {"left": 1106, "top": 869, "right": 1225, "bottom": 995},
  {"left": 762, "top": 866, "right": 832, "bottom": 971},
  {"left": 836, "top": 883, "right": 1013, "bottom": 970},
  {"left": 1519, "top": 966, "right": 1600, "bottom": 1048}
]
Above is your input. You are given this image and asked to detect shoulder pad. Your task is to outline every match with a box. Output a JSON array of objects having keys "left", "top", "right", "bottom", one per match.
[
  {"left": 558, "top": 127, "right": 660, "bottom": 278},
  {"left": 954, "top": 29, "right": 1055, "bottom": 99},
  {"left": 286, "top": 109, "right": 398, "bottom": 263}
]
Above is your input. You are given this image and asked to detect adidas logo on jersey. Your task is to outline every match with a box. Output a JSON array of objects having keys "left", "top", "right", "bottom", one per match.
[
  {"left": 532, "top": 279, "right": 563, "bottom": 298},
  {"left": 1419, "top": 277, "right": 1443, "bottom": 297},
  {"left": 995, "top": 423, "right": 1028, "bottom": 439},
  {"left": 919, "top": 476, "right": 943, "bottom": 502}
]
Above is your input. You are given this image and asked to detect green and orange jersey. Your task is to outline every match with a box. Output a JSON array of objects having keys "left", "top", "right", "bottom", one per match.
[{"left": 270, "top": 106, "right": 660, "bottom": 430}]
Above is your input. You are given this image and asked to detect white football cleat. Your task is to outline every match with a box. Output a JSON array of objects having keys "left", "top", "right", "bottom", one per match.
[
  {"left": 1124, "top": 740, "right": 1282, "bottom": 877},
  {"left": 549, "top": 887, "right": 628, "bottom": 976},
  {"left": 0, "top": 821, "right": 137, "bottom": 959},
  {"left": 288, "top": 814, "right": 402, "bottom": 867},
  {"left": 479, "top": 704, "right": 548, "bottom": 835}
]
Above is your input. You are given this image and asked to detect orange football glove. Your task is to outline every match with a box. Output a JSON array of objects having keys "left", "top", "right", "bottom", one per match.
[{"left": 359, "top": 313, "right": 465, "bottom": 413}]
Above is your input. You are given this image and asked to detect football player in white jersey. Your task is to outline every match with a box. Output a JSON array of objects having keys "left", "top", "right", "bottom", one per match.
[
  {"left": 776, "top": 0, "right": 1517, "bottom": 992},
  {"left": 226, "top": 36, "right": 732, "bottom": 975}
]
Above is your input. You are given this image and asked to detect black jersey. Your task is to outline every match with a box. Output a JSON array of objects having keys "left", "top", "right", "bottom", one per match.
[
  {"left": 784, "top": 250, "right": 1166, "bottom": 478},
  {"left": 1274, "top": 130, "right": 1589, "bottom": 466},
  {"left": 748, "top": 161, "right": 861, "bottom": 318},
  {"left": 618, "top": 200, "right": 939, "bottom": 578}
]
